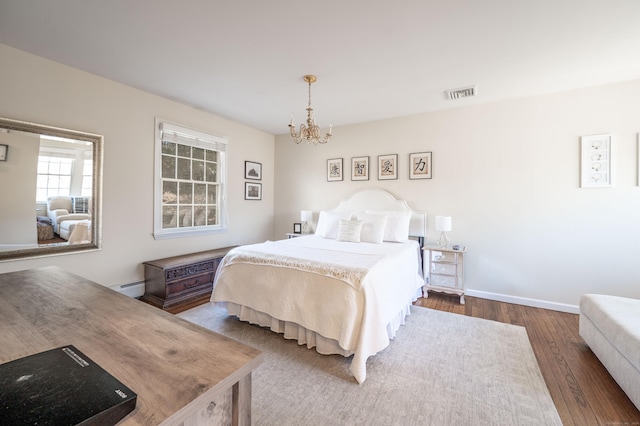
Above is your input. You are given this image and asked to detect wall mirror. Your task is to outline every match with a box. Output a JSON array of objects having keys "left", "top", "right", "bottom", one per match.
[{"left": 0, "top": 117, "right": 103, "bottom": 261}]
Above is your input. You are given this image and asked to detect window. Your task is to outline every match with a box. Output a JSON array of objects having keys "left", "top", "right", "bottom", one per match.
[
  {"left": 36, "top": 154, "right": 73, "bottom": 201},
  {"left": 35, "top": 136, "right": 93, "bottom": 202},
  {"left": 154, "top": 119, "right": 227, "bottom": 239},
  {"left": 81, "top": 156, "right": 93, "bottom": 197},
  {"left": 36, "top": 136, "right": 93, "bottom": 202}
]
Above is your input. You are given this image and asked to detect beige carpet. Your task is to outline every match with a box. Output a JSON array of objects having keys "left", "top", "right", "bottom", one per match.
[{"left": 178, "top": 303, "right": 562, "bottom": 425}]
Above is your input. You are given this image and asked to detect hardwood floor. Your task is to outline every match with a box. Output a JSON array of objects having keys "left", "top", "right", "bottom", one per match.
[{"left": 415, "top": 292, "right": 640, "bottom": 426}]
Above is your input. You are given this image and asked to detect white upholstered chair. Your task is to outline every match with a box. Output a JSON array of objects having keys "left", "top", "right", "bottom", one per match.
[{"left": 46, "top": 196, "right": 90, "bottom": 238}]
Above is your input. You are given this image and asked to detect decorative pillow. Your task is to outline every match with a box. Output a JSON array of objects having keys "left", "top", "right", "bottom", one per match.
[
  {"left": 356, "top": 212, "right": 387, "bottom": 244},
  {"left": 366, "top": 210, "right": 411, "bottom": 242},
  {"left": 315, "top": 210, "right": 351, "bottom": 239},
  {"left": 337, "top": 220, "right": 363, "bottom": 243},
  {"left": 72, "top": 196, "right": 90, "bottom": 214}
]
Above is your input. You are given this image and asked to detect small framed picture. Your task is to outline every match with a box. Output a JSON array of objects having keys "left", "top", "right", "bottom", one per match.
[
  {"left": 293, "top": 223, "right": 302, "bottom": 234},
  {"left": 351, "top": 156, "right": 369, "bottom": 181},
  {"left": 245, "top": 161, "right": 262, "bottom": 180},
  {"left": 327, "top": 158, "right": 343, "bottom": 181},
  {"left": 0, "top": 144, "right": 7, "bottom": 161},
  {"left": 409, "top": 152, "right": 432, "bottom": 179},
  {"left": 245, "top": 182, "right": 262, "bottom": 200},
  {"left": 378, "top": 154, "right": 398, "bottom": 180},
  {"left": 580, "top": 134, "right": 613, "bottom": 188}
]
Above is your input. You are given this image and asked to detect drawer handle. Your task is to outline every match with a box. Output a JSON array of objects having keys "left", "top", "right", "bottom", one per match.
[{"left": 185, "top": 280, "right": 199, "bottom": 288}]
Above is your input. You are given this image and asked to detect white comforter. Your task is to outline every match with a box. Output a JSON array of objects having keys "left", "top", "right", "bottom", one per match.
[{"left": 211, "top": 235, "right": 424, "bottom": 383}]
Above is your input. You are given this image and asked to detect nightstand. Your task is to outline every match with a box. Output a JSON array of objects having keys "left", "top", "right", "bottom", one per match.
[
  {"left": 422, "top": 246, "right": 466, "bottom": 304},
  {"left": 286, "top": 233, "right": 312, "bottom": 239}
]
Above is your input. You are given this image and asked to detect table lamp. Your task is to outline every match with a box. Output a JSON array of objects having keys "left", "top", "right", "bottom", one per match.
[{"left": 435, "top": 216, "right": 452, "bottom": 249}]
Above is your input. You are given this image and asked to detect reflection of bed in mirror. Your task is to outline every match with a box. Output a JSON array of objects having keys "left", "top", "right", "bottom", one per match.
[
  {"left": 0, "top": 117, "right": 102, "bottom": 261},
  {"left": 211, "top": 189, "right": 426, "bottom": 383}
]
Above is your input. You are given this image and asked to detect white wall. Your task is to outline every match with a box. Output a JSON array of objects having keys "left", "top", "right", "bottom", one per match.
[
  {"left": 0, "top": 43, "right": 275, "bottom": 287},
  {"left": 275, "top": 80, "right": 640, "bottom": 311},
  {"left": 0, "top": 130, "right": 39, "bottom": 247},
  {"left": 2, "top": 41, "right": 638, "bottom": 310}
]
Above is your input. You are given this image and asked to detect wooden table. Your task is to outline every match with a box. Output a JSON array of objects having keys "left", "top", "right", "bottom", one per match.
[{"left": 0, "top": 267, "right": 263, "bottom": 425}]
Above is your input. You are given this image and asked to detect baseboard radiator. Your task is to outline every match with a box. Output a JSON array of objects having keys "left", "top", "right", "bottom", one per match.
[{"left": 110, "top": 281, "right": 145, "bottom": 299}]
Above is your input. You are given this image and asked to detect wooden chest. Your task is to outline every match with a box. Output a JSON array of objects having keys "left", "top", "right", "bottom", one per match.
[{"left": 140, "top": 246, "right": 235, "bottom": 314}]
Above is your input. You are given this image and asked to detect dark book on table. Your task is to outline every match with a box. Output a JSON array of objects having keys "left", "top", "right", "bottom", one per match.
[{"left": 0, "top": 345, "right": 137, "bottom": 425}]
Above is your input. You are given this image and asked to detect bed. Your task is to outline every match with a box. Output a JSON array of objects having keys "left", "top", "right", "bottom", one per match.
[{"left": 211, "top": 189, "right": 426, "bottom": 383}]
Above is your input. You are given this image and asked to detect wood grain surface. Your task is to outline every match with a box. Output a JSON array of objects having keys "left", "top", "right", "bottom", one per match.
[{"left": 0, "top": 266, "right": 263, "bottom": 425}]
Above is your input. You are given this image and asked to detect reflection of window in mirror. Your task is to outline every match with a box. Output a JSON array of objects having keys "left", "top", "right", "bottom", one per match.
[
  {"left": 153, "top": 118, "right": 228, "bottom": 240},
  {"left": 36, "top": 136, "right": 93, "bottom": 202}
]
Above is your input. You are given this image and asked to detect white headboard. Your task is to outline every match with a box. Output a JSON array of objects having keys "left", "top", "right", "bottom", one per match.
[{"left": 333, "top": 189, "right": 427, "bottom": 238}]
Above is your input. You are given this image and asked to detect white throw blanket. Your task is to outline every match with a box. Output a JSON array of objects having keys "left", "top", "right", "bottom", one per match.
[
  {"left": 212, "top": 236, "right": 423, "bottom": 383},
  {"left": 223, "top": 240, "right": 385, "bottom": 288}
]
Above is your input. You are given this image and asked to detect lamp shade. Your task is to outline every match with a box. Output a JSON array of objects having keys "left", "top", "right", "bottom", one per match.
[
  {"left": 435, "top": 216, "right": 452, "bottom": 232},
  {"left": 300, "top": 210, "right": 313, "bottom": 222}
]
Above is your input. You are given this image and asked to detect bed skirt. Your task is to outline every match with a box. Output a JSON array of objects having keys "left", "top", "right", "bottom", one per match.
[{"left": 223, "top": 300, "right": 414, "bottom": 382}]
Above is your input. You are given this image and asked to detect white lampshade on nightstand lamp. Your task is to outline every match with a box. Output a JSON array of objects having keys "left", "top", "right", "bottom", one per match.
[
  {"left": 435, "top": 216, "right": 452, "bottom": 249},
  {"left": 301, "top": 210, "right": 313, "bottom": 234}
]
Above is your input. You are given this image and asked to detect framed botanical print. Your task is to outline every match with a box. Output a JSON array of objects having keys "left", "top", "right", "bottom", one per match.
[
  {"left": 351, "top": 156, "right": 369, "bottom": 181},
  {"left": 580, "top": 134, "right": 612, "bottom": 188},
  {"left": 377, "top": 154, "right": 397, "bottom": 180},
  {"left": 327, "top": 158, "right": 343, "bottom": 181},
  {"left": 245, "top": 161, "right": 262, "bottom": 180},
  {"left": 0, "top": 144, "right": 7, "bottom": 161},
  {"left": 409, "top": 152, "right": 432, "bottom": 179}
]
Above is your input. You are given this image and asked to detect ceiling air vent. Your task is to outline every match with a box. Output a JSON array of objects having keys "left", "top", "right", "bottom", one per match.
[{"left": 446, "top": 85, "right": 477, "bottom": 100}]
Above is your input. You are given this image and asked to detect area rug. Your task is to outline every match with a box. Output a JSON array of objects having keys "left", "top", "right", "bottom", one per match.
[{"left": 178, "top": 304, "right": 562, "bottom": 425}]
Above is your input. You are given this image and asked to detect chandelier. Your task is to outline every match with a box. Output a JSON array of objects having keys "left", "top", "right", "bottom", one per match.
[{"left": 288, "top": 75, "right": 332, "bottom": 144}]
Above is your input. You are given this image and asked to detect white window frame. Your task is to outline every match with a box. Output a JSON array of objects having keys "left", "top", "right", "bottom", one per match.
[
  {"left": 153, "top": 118, "right": 228, "bottom": 239},
  {"left": 36, "top": 136, "right": 94, "bottom": 202},
  {"left": 36, "top": 152, "right": 74, "bottom": 201}
]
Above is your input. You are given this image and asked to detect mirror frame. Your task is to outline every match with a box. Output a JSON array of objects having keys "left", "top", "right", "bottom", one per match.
[{"left": 0, "top": 117, "right": 103, "bottom": 261}]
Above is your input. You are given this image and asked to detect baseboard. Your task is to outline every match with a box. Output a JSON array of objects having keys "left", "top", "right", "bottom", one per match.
[
  {"left": 111, "top": 282, "right": 580, "bottom": 313},
  {"left": 109, "top": 281, "right": 145, "bottom": 299},
  {"left": 465, "top": 289, "right": 580, "bottom": 314}
]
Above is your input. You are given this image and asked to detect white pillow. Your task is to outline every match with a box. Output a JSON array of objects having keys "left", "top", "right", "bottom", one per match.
[
  {"left": 366, "top": 210, "right": 412, "bottom": 242},
  {"left": 315, "top": 210, "right": 351, "bottom": 239},
  {"left": 337, "top": 220, "right": 363, "bottom": 242},
  {"left": 356, "top": 212, "right": 387, "bottom": 244}
]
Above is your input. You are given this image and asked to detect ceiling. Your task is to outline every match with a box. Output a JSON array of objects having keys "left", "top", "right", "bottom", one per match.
[{"left": 1, "top": 1, "right": 640, "bottom": 136}]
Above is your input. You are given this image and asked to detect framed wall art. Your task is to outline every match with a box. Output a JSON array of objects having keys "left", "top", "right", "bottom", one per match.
[
  {"left": 580, "top": 134, "right": 613, "bottom": 188},
  {"left": 377, "top": 154, "right": 398, "bottom": 180},
  {"left": 244, "top": 161, "right": 262, "bottom": 180},
  {"left": 327, "top": 158, "right": 343, "bottom": 181},
  {"left": 351, "top": 156, "right": 369, "bottom": 181},
  {"left": 0, "top": 144, "right": 7, "bottom": 161},
  {"left": 244, "top": 182, "right": 262, "bottom": 200},
  {"left": 409, "top": 152, "right": 432, "bottom": 179}
]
